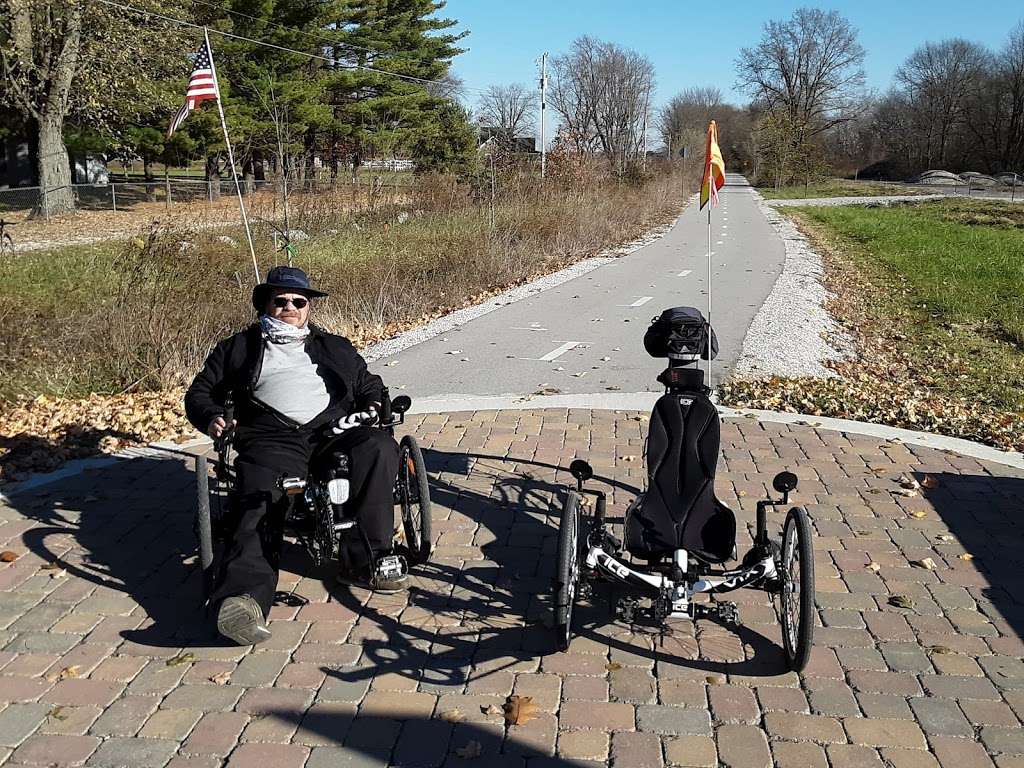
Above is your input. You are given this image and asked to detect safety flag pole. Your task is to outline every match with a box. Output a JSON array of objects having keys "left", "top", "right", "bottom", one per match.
[
  {"left": 699, "top": 120, "right": 725, "bottom": 396},
  {"left": 707, "top": 197, "right": 713, "bottom": 392},
  {"left": 205, "top": 28, "right": 259, "bottom": 283}
]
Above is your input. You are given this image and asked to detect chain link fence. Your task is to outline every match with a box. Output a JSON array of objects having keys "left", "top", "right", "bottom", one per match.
[{"left": 0, "top": 175, "right": 415, "bottom": 222}]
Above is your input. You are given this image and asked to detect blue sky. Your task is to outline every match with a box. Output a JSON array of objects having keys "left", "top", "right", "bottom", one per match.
[{"left": 441, "top": 0, "right": 1023, "bottom": 111}]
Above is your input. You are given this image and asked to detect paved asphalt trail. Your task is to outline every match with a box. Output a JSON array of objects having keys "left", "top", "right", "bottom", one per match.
[{"left": 376, "top": 174, "right": 786, "bottom": 398}]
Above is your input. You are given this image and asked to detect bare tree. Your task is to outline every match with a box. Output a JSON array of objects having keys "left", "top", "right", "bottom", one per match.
[
  {"left": 735, "top": 8, "right": 866, "bottom": 139},
  {"left": 895, "top": 38, "right": 987, "bottom": 168},
  {"left": 658, "top": 86, "right": 724, "bottom": 158},
  {"left": 964, "top": 23, "right": 1024, "bottom": 172},
  {"left": 476, "top": 83, "right": 536, "bottom": 147},
  {"left": 550, "top": 36, "right": 655, "bottom": 175}
]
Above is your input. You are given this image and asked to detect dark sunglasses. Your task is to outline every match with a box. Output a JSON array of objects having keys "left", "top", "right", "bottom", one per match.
[{"left": 272, "top": 296, "right": 308, "bottom": 309}]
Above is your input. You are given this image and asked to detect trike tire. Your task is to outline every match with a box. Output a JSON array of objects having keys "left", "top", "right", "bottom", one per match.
[
  {"left": 780, "top": 506, "right": 815, "bottom": 671},
  {"left": 554, "top": 491, "right": 582, "bottom": 652},
  {"left": 399, "top": 434, "right": 432, "bottom": 565},
  {"left": 195, "top": 454, "right": 216, "bottom": 600}
]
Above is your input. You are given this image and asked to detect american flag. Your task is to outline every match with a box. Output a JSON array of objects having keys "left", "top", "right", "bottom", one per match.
[{"left": 167, "top": 40, "right": 220, "bottom": 138}]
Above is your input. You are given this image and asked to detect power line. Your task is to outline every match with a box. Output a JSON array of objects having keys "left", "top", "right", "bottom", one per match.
[
  {"left": 94, "top": 0, "right": 486, "bottom": 94},
  {"left": 184, "top": 0, "right": 414, "bottom": 63}
]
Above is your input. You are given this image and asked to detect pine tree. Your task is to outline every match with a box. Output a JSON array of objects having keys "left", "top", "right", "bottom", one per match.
[{"left": 326, "top": 0, "right": 468, "bottom": 175}]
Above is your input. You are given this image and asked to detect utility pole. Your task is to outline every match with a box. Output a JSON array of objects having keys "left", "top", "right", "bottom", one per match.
[
  {"left": 539, "top": 52, "right": 548, "bottom": 179},
  {"left": 641, "top": 85, "right": 650, "bottom": 171}
]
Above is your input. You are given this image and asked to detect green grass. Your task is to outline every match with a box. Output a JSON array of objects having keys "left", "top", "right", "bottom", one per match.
[
  {"left": 793, "top": 200, "right": 1024, "bottom": 346},
  {"left": 757, "top": 179, "right": 928, "bottom": 200},
  {"left": 723, "top": 198, "right": 1024, "bottom": 450}
]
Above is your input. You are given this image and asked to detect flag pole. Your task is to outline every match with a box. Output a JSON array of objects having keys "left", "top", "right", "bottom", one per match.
[
  {"left": 707, "top": 193, "right": 713, "bottom": 394},
  {"left": 205, "top": 27, "right": 259, "bottom": 283}
]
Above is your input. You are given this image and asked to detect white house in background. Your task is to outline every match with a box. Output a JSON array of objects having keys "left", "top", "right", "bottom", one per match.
[{"left": 73, "top": 155, "right": 110, "bottom": 185}]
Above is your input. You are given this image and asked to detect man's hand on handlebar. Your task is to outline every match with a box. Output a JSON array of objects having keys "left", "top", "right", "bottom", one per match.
[
  {"left": 208, "top": 415, "right": 237, "bottom": 439},
  {"left": 332, "top": 406, "right": 378, "bottom": 434}
]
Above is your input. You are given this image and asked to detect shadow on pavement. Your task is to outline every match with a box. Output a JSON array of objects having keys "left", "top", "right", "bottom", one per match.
[
  {"left": 916, "top": 471, "right": 1024, "bottom": 644},
  {"left": 254, "top": 710, "right": 600, "bottom": 767},
  {"left": 6, "top": 440, "right": 790, "bottom": 674},
  {"left": 8, "top": 455, "right": 215, "bottom": 647}
]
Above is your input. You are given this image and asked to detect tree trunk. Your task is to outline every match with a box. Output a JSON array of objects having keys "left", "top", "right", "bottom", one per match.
[
  {"left": 243, "top": 158, "right": 255, "bottom": 196},
  {"left": 206, "top": 154, "right": 221, "bottom": 201},
  {"left": 144, "top": 157, "right": 156, "bottom": 202},
  {"left": 35, "top": 111, "right": 75, "bottom": 218}
]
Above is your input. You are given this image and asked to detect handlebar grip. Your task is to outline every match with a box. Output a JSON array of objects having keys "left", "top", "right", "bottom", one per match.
[{"left": 379, "top": 387, "right": 392, "bottom": 424}]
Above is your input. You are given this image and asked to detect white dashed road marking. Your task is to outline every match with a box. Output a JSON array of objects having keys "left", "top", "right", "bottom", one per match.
[
  {"left": 538, "top": 341, "right": 582, "bottom": 362},
  {"left": 628, "top": 296, "right": 654, "bottom": 307},
  {"left": 678, "top": 270, "right": 692, "bottom": 277}
]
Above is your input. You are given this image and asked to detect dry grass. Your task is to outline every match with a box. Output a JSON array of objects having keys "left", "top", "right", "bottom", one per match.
[{"left": 1, "top": 164, "right": 691, "bottom": 403}]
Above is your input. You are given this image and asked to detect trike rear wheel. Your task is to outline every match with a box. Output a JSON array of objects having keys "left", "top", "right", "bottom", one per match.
[
  {"left": 398, "top": 435, "right": 432, "bottom": 565},
  {"left": 554, "top": 491, "right": 582, "bottom": 652},
  {"left": 779, "top": 506, "right": 815, "bottom": 671}
]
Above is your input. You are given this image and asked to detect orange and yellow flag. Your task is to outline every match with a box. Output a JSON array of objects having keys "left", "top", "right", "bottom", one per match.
[{"left": 699, "top": 120, "right": 726, "bottom": 210}]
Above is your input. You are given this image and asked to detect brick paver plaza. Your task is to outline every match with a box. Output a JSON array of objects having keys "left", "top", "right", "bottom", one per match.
[{"left": 1, "top": 409, "right": 1022, "bottom": 767}]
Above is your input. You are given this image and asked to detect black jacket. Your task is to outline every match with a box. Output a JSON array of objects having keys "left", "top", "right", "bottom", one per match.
[{"left": 184, "top": 323, "right": 385, "bottom": 436}]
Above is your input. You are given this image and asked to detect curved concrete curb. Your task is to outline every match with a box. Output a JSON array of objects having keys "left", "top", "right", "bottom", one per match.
[
  {"left": 3, "top": 391, "right": 1019, "bottom": 502},
  {"left": 408, "top": 391, "right": 1024, "bottom": 470}
]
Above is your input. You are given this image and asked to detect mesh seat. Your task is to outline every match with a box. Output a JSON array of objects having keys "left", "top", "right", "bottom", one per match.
[{"left": 624, "top": 389, "right": 736, "bottom": 564}]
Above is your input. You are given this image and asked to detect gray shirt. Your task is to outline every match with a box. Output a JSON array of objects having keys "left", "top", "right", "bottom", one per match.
[{"left": 253, "top": 339, "right": 331, "bottom": 424}]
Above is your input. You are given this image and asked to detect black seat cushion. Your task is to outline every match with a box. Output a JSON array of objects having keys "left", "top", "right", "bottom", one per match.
[{"left": 624, "top": 391, "right": 736, "bottom": 563}]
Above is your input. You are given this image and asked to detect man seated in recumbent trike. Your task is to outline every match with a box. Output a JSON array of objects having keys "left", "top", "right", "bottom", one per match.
[{"left": 185, "top": 266, "right": 412, "bottom": 645}]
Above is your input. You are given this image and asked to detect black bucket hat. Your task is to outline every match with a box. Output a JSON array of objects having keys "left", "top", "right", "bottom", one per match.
[{"left": 252, "top": 266, "right": 328, "bottom": 311}]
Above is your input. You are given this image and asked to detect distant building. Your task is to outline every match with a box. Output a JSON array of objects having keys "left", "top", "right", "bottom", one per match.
[
  {"left": 477, "top": 127, "right": 537, "bottom": 155},
  {"left": 1, "top": 134, "right": 36, "bottom": 188}
]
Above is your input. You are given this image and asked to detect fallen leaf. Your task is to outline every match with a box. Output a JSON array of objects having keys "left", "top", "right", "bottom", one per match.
[
  {"left": 919, "top": 475, "right": 939, "bottom": 489},
  {"left": 39, "top": 561, "right": 64, "bottom": 571},
  {"left": 45, "top": 665, "right": 82, "bottom": 683},
  {"left": 165, "top": 652, "right": 195, "bottom": 667},
  {"left": 896, "top": 475, "right": 920, "bottom": 490},
  {"left": 622, "top": 455, "right": 637, "bottom": 462},
  {"left": 0, "top": 551, "right": 18, "bottom": 563},
  {"left": 866, "top": 562, "right": 881, "bottom": 573},
  {"left": 483, "top": 704, "right": 503, "bottom": 716},
  {"left": 209, "top": 670, "right": 231, "bottom": 685},
  {"left": 929, "top": 645, "right": 955, "bottom": 655},
  {"left": 606, "top": 662, "right": 623, "bottom": 672},
  {"left": 908, "top": 510, "right": 927, "bottom": 519},
  {"left": 455, "top": 740, "right": 482, "bottom": 759},
  {"left": 936, "top": 534, "right": 954, "bottom": 542},
  {"left": 911, "top": 557, "right": 937, "bottom": 571},
  {"left": 705, "top": 675, "right": 724, "bottom": 685},
  {"left": 893, "top": 488, "right": 918, "bottom": 498},
  {"left": 47, "top": 706, "right": 69, "bottom": 721},
  {"left": 889, "top": 595, "right": 916, "bottom": 610},
  {"left": 503, "top": 695, "right": 539, "bottom": 726},
  {"left": 958, "top": 553, "right": 975, "bottom": 561},
  {"left": 439, "top": 709, "right": 466, "bottom": 723}
]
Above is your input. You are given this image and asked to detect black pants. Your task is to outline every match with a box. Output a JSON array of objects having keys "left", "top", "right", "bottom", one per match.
[{"left": 211, "top": 425, "right": 400, "bottom": 618}]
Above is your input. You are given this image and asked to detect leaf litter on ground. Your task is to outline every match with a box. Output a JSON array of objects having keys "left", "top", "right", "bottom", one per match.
[{"left": 503, "top": 695, "right": 539, "bottom": 726}]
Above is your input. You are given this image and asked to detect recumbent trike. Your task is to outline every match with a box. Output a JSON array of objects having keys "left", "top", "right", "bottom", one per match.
[
  {"left": 552, "top": 307, "right": 815, "bottom": 671},
  {"left": 194, "top": 388, "right": 432, "bottom": 603}
]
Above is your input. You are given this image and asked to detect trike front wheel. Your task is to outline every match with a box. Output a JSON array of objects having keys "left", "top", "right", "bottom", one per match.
[
  {"left": 554, "top": 491, "right": 582, "bottom": 652},
  {"left": 779, "top": 506, "right": 815, "bottom": 671}
]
